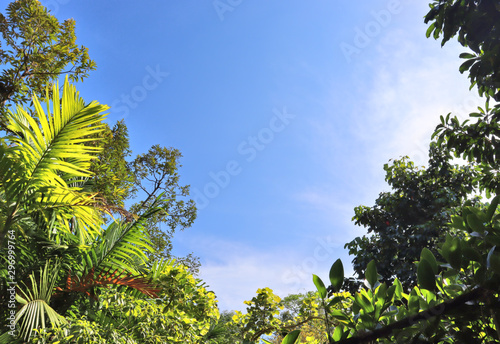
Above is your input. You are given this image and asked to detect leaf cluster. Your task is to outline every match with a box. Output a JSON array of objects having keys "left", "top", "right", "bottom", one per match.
[
  {"left": 345, "top": 142, "right": 476, "bottom": 291},
  {"left": 0, "top": 0, "right": 96, "bottom": 130},
  {"left": 425, "top": 0, "right": 500, "bottom": 99}
]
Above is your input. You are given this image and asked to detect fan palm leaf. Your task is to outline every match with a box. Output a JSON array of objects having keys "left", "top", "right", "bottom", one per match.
[{"left": 15, "top": 260, "right": 67, "bottom": 340}]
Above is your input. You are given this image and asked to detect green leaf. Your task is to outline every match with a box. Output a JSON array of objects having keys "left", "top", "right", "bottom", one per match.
[
  {"left": 489, "top": 254, "right": 500, "bottom": 275},
  {"left": 329, "top": 309, "right": 351, "bottom": 323},
  {"left": 408, "top": 289, "right": 420, "bottom": 313},
  {"left": 329, "top": 259, "right": 344, "bottom": 293},
  {"left": 365, "top": 260, "right": 378, "bottom": 290},
  {"left": 281, "top": 330, "right": 301, "bottom": 344},
  {"left": 418, "top": 259, "right": 436, "bottom": 291},
  {"left": 426, "top": 22, "right": 435, "bottom": 38},
  {"left": 327, "top": 296, "right": 342, "bottom": 308},
  {"left": 312, "top": 274, "right": 327, "bottom": 299},
  {"left": 393, "top": 278, "right": 403, "bottom": 300},
  {"left": 15, "top": 261, "right": 67, "bottom": 340},
  {"left": 459, "top": 52, "right": 475, "bottom": 59},
  {"left": 333, "top": 325, "right": 344, "bottom": 341},
  {"left": 386, "top": 285, "right": 396, "bottom": 302},
  {"left": 374, "top": 284, "right": 388, "bottom": 320},
  {"left": 450, "top": 215, "right": 466, "bottom": 231},
  {"left": 467, "top": 213, "right": 485, "bottom": 233},
  {"left": 459, "top": 58, "right": 476, "bottom": 73},
  {"left": 420, "top": 248, "right": 438, "bottom": 275},
  {"left": 440, "top": 235, "right": 462, "bottom": 270},
  {"left": 462, "top": 246, "right": 483, "bottom": 263},
  {"left": 485, "top": 234, "right": 500, "bottom": 247},
  {"left": 486, "top": 196, "right": 500, "bottom": 222},
  {"left": 354, "top": 292, "right": 374, "bottom": 313}
]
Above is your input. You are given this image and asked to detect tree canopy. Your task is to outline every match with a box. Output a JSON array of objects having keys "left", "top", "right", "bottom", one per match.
[
  {"left": 345, "top": 141, "right": 477, "bottom": 291},
  {"left": 0, "top": 1, "right": 205, "bottom": 341},
  {"left": 0, "top": 0, "right": 95, "bottom": 131}
]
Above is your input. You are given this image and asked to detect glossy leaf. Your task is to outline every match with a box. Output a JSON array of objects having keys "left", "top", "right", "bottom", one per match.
[
  {"left": 418, "top": 259, "right": 436, "bottom": 291},
  {"left": 333, "top": 325, "right": 344, "bottom": 341},
  {"left": 313, "top": 274, "right": 327, "bottom": 299},
  {"left": 393, "top": 278, "right": 403, "bottom": 300},
  {"left": 365, "top": 260, "right": 378, "bottom": 290},
  {"left": 420, "top": 248, "right": 438, "bottom": 275},
  {"left": 281, "top": 329, "right": 301, "bottom": 344},
  {"left": 329, "top": 259, "right": 344, "bottom": 293},
  {"left": 467, "top": 213, "right": 485, "bottom": 233},
  {"left": 486, "top": 196, "right": 500, "bottom": 222}
]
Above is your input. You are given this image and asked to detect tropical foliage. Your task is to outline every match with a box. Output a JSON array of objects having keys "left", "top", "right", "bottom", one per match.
[
  {"left": 28, "top": 260, "right": 219, "bottom": 344},
  {"left": 1, "top": 0, "right": 500, "bottom": 343},
  {"left": 0, "top": 79, "right": 218, "bottom": 343},
  {"left": 345, "top": 141, "right": 477, "bottom": 291},
  {"left": 0, "top": 0, "right": 96, "bottom": 130}
]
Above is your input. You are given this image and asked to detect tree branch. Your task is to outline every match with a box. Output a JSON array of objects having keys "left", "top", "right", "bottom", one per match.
[{"left": 336, "top": 287, "right": 486, "bottom": 344}]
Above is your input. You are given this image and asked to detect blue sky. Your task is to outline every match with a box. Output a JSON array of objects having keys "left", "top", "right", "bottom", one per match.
[{"left": 38, "top": 0, "right": 481, "bottom": 311}]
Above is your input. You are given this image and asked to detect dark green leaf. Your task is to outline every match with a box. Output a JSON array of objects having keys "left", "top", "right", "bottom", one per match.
[
  {"left": 467, "top": 213, "right": 485, "bottom": 233},
  {"left": 459, "top": 58, "right": 476, "bottom": 73},
  {"left": 440, "top": 235, "right": 462, "bottom": 270},
  {"left": 329, "top": 259, "right": 344, "bottom": 293},
  {"left": 486, "top": 196, "right": 500, "bottom": 222},
  {"left": 459, "top": 52, "right": 475, "bottom": 59},
  {"left": 450, "top": 215, "right": 466, "bottom": 230},
  {"left": 420, "top": 248, "right": 438, "bottom": 275},
  {"left": 418, "top": 259, "right": 436, "bottom": 291}
]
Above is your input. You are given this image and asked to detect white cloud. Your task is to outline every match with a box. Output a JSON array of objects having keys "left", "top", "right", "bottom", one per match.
[
  {"left": 190, "top": 236, "right": 348, "bottom": 311},
  {"left": 291, "top": 14, "right": 485, "bottom": 266},
  {"left": 181, "top": 3, "right": 486, "bottom": 314}
]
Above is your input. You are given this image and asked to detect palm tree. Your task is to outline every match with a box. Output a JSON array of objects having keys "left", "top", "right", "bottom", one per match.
[{"left": 0, "top": 78, "right": 159, "bottom": 341}]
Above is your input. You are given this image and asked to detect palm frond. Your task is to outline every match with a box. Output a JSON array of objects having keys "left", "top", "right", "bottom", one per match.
[
  {"left": 85, "top": 199, "right": 164, "bottom": 274},
  {"left": 0, "top": 77, "right": 108, "bottom": 246},
  {"left": 56, "top": 267, "right": 160, "bottom": 299}
]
